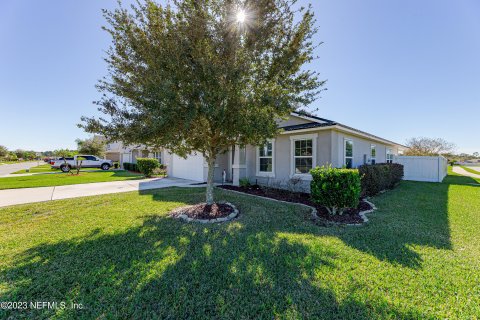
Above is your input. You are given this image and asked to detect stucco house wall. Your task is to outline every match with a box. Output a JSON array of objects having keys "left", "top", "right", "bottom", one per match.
[{"left": 244, "top": 127, "right": 404, "bottom": 191}]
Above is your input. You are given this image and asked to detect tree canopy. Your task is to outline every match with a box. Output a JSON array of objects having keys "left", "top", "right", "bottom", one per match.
[
  {"left": 404, "top": 137, "right": 456, "bottom": 156},
  {"left": 76, "top": 137, "right": 106, "bottom": 157},
  {"left": 0, "top": 145, "right": 8, "bottom": 158},
  {"left": 81, "top": 0, "right": 324, "bottom": 203}
]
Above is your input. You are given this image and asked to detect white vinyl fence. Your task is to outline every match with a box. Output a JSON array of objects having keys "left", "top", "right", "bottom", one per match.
[{"left": 394, "top": 156, "right": 448, "bottom": 183}]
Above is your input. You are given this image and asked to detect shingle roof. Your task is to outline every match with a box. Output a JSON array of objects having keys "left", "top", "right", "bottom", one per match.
[
  {"left": 287, "top": 111, "right": 406, "bottom": 147},
  {"left": 280, "top": 122, "right": 336, "bottom": 131},
  {"left": 291, "top": 111, "right": 335, "bottom": 124}
]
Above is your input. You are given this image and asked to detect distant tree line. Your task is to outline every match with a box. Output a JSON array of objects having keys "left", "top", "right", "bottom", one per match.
[{"left": 0, "top": 137, "right": 106, "bottom": 162}]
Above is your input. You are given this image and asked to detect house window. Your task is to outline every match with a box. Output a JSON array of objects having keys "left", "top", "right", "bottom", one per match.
[
  {"left": 344, "top": 139, "right": 353, "bottom": 168},
  {"left": 371, "top": 145, "right": 376, "bottom": 165},
  {"left": 289, "top": 134, "right": 317, "bottom": 178},
  {"left": 153, "top": 151, "right": 162, "bottom": 164},
  {"left": 294, "top": 139, "right": 313, "bottom": 174},
  {"left": 386, "top": 148, "right": 394, "bottom": 163},
  {"left": 257, "top": 140, "right": 274, "bottom": 176}
]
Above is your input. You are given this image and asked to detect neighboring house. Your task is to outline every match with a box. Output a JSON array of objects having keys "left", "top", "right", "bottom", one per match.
[
  {"left": 106, "top": 112, "right": 406, "bottom": 191},
  {"left": 105, "top": 141, "right": 162, "bottom": 165}
]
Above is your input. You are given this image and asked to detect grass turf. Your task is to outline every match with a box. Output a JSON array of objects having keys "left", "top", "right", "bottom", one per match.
[
  {"left": 0, "top": 174, "right": 479, "bottom": 319},
  {"left": 11, "top": 164, "right": 60, "bottom": 174},
  {"left": 0, "top": 170, "right": 144, "bottom": 190}
]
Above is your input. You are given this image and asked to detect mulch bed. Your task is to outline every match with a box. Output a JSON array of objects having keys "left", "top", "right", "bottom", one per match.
[
  {"left": 171, "top": 203, "right": 234, "bottom": 220},
  {"left": 218, "top": 185, "right": 371, "bottom": 224}
]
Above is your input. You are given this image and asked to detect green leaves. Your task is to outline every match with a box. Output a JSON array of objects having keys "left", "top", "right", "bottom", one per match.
[
  {"left": 136, "top": 157, "right": 160, "bottom": 177},
  {"left": 80, "top": 0, "right": 324, "bottom": 203},
  {"left": 81, "top": 0, "right": 324, "bottom": 156},
  {"left": 310, "top": 165, "right": 361, "bottom": 215}
]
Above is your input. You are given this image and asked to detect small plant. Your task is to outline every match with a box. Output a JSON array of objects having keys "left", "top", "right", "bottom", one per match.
[
  {"left": 310, "top": 165, "right": 361, "bottom": 215},
  {"left": 239, "top": 178, "right": 250, "bottom": 188},
  {"left": 153, "top": 164, "right": 167, "bottom": 177},
  {"left": 73, "top": 156, "right": 86, "bottom": 175},
  {"left": 136, "top": 158, "right": 160, "bottom": 177}
]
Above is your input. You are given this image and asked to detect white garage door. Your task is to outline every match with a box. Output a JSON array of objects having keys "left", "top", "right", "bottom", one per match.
[{"left": 172, "top": 153, "right": 205, "bottom": 182}]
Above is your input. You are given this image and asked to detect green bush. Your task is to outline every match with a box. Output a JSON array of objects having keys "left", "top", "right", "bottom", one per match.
[
  {"left": 123, "top": 162, "right": 139, "bottom": 172},
  {"left": 136, "top": 158, "right": 160, "bottom": 177},
  {"left": 358, "top": 163, "right": 404, "bottom": 197},
  {"left": 239, "top": 178, "right": 250, "bottom": 188},
  {"left": 310, "top": 165, "right": 361, "bottom": 215}
]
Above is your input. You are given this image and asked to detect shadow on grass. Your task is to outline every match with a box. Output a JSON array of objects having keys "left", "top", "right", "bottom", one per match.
[
  {"left": 1, "top": 189, "right": 425, "bottom": 319},
  {"left": 338, "top": 174, "right": 479, "bottom": 269}
]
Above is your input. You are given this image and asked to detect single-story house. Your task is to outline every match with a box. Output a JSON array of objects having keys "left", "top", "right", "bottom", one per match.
[
  {"left": 105, "top": 141, "right": 162, "bottom": 165},
  {"left": 107, "top": 112, "right": 406, "bottom": 191}
]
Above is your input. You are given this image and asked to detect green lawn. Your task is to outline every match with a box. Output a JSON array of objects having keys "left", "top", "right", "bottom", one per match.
[
  {"left": 460, "top": 165, "right": 480, "bottom": 175},
  {"left": 11, "top": 164, "right": 60, "bottom": 174},
  {"left": 1, "top": 174, "right": 479, "bottom": 319},
  {"left": 0, "top": 170, "right": 144, "bottom": 190}
]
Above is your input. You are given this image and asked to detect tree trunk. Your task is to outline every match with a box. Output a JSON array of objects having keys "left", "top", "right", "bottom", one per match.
[{"left": 206, "top": 157, "right": 216, "bottom": 205}]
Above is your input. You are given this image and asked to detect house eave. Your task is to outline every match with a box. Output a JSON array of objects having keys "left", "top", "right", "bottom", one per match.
[{"left": 280, "top": 124, "right": 407, "bottom": 148}]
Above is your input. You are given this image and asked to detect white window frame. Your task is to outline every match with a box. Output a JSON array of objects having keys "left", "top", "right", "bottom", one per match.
[
  {"left": 344, "top": 139, "right": 354, "bottom": 168},
  {"left": 370, "top": 144, "right": 376, "bottom": 164},
  {"left": 290, "top": 133, "right": 318, "bottom": 179},
  {"left": 153, "top": 151, "right": 162, "bottom": 164},
  {"left": 256, "top": 139, "right": 275, "bottom": 177},
  {"left": 386, "top": 148, "right": 394, "bottom": 164}
]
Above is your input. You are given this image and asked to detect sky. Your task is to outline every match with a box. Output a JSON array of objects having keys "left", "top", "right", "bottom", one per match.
[{"left": 0, "top": 0, "right": 479, "bottom": 154}]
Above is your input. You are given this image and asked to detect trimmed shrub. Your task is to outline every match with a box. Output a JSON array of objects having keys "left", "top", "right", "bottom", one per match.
[
  {"left": 136, "top": 158, "right": 160, "bottom": 177},
  {"left": 358, "top": 163, "right": 404, "bottom": 197},
  {"left": 310, "top": 165, "right": 361, "bottom": 215},
  {"left": 239, "top": 178, "right": 250, "bottom": 188},
  {"left": 123, "top": 162, "right": 139, "bottom": 172}
]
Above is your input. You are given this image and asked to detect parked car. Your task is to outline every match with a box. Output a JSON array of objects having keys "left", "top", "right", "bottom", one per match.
[
  {"left": 49, "top": 157, "right": 71, "bottom": 166},
  {"left": 51, "top": 155, "right": 113, "bottom": 172}
]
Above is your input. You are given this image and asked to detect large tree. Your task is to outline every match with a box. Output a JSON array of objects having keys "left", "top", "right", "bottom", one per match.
[
  {"left": 404, "top": 137, "right": 456, "bottom": 156},
  {"left": 76, "top": 137, "right": 106, "bottom": 157},
  {"left": 81, "top": 0, "right": 324, "bottom": 204}
]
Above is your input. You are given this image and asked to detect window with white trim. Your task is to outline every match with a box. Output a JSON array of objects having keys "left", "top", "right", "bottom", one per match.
[
  {"left": 344, "top": 139, "right": 353, "bottom": 168},
  {"left": 153, "top": 151, "right": 162, "bottom": 164},
  {"left": 257, "top": 141, "right": 274, "bottom": 175},
  {"left": 370, "top": 145, "right": 376, "bottom": 165},
  {"left": 294, "top": 139, "right": 313, "bottom": 174},
  {"left": 386, "top": 148, "right": 394, "bottom": 164}
]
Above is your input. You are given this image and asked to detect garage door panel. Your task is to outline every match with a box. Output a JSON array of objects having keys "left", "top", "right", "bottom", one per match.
[{"left": 172, "top": 153, "right": 205, "bottom": 182}]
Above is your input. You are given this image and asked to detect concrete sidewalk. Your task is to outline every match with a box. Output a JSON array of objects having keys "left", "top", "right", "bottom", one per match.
[
  {"left": 0, "top": 177, "right": 200, "bottom": 207},
  {"left": 452, "top": 166, "right": 480, "bottom": 179},
  {"left": 0, "top": 161, "right": 39, "bottom": 175}
]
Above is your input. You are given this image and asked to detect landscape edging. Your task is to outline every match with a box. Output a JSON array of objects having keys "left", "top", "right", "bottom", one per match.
[
  {"left": 218, "top": 187, "right": 377, "bottom": 226},
  {"left": 173, "top": 202, "right": 239, "bottom": 223}
]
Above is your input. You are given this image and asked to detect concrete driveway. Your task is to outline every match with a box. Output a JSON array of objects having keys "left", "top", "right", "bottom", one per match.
[
  {"left": 0, "top": 161, "right": 40, "bottom": 175},
  {"left": 0, "top": 177, "right": 201, "bottom": 207}
]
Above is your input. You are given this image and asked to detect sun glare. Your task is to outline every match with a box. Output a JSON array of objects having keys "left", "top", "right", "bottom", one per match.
[{"left": 236, "top": 10, "right": 246, "bottom": 23}]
